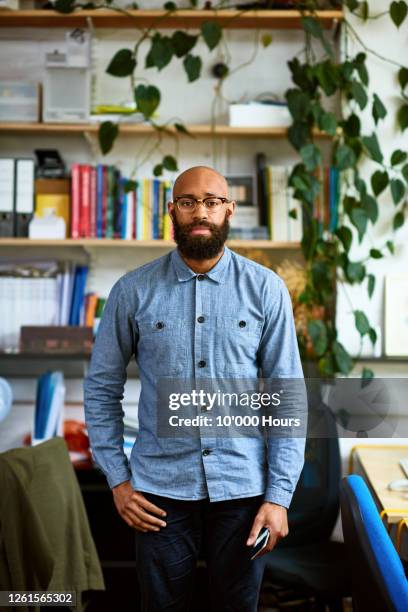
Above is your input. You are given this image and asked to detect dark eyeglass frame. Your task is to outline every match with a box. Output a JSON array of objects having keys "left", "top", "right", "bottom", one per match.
[{"left": 173, "top": 196, "right": 231, "bottom": 213}]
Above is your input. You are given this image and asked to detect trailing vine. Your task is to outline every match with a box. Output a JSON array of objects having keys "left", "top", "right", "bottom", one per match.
[{"left": 54, "top": 0, "right": 408, "bottom": 379}]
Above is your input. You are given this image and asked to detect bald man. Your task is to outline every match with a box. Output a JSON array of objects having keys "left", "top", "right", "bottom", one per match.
[{"left": 84, "top": 166, "right": 305, "bottom": 611}]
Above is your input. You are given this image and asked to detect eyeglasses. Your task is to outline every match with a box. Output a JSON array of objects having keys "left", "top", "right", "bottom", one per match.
[{"left": 173, "top": 196, "right": 231, "bottom": 213}]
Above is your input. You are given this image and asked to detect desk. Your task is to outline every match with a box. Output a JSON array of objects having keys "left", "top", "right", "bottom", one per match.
[{"left": 351, "top": 445, "right": 408, "bottom": 561}]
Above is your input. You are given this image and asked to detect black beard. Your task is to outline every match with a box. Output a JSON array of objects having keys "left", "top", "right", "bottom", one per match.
[{"left": 172, "top": 213, "right": 230, "bottom": 260}]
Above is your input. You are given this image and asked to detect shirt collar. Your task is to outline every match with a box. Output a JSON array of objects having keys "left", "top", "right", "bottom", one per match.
[{"left": 171, "top": 245, "right": 231, "bottom": 284}]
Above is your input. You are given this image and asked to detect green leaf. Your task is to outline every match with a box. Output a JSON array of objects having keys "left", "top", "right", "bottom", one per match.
[
  {"left": 367, "top": 273, "right": 375, "bottom": 298},
  {"left": 393, "top": 211, "right": 405, "bottom": 230},
  {"left": 153, "top": 164, "right": 163, "bottom": 177},
  {"left": 314, "top": 61, "right": 338, "bottom": 95},
  {"left": 403, "top": 163, "right": 408, "bottom": 183},
  {"left": 201, "top": 21, "right": 222, "bottom": 50},
  {"left": 345, "top": 0, "right": 359, "bottom": 10},
  {"left": 390, "top": 178, "right": 406, "bottom": 204},
  {"left": 145, "top": 33, "right": 173, "bottom": 70},
  {"left": 333, "top": 340, "right": 353, "bottom": 375},
  {"left": 336, "top": 226, "right": 353, "bottom": 252},
  {"left": 362, "top": 194, "right": 378, "bottom": 223},
  {"left": 164, "top": 1, "right": 176, "bottom": 8},
  {"left": 287, "top": 122, "right": 310, "bottom": 150},
  {"left": 124, "top": 179, "right": 137, "bottom": 193},
  {"left": 335, "top": 144, "right": 356, "bottom": 170},
  {"left": 357, "top": 1, "right": 369, "bottom": 20},
  {"left": 301, "top": 16, "right": 322, "bottom": 38},
  {"left": 307, "top": 320, "right": 328, "bottom": 357},
  {"left": 354, "top": 310, "right": 370, "bottom": 335},
  {"left": 162, "top": 155, "right": 178, "bottom": 171},
  {"left": 261, "top": 34, "right": 273, "bottom": 47},
  {"left": 362, "top": 133, "right": 383, "bottom": 163},
  {"left": 347, "top": 261, "right": 366, "bottom": 283},
  {"left": 398, "top": 67, "right": 408, "bottom": 90},
  {"left": 371, "top": 170, "right": 389, "bottom": 196},
  {"left": 372, "top": 93, "right": 387, "bottom": 124},
  {"left": 289, "top": 208, "right": 298, "bottom": 219},
  {"left": 174, "top": 123, "right": 193, "bottom": 137},
  {"left": 98, "top": 121, "right": 119, "bottom": 155},
  {"left": 386, "top": 240, "right": 395, "bottom": 254},
  {"left": 350, "top": 80, "right": 368, "bottom": 110},
  {"left": 368, "top": 328, "right": 377, "bottom": 345},
  {"left": 171, "top": 31, "right": 197, "bottom": 58},
  {"left": 351, "top": 208, "right": 368, "bottom": 242},
  {"left": 370, "top": 248, "right": 383, "bottom": 259},
  {"left": 390, "top": 1, "right": 407, "bottom": 27},
  {"left": 54, "top": 0, "right": 75, "bottom": 13},
  {"left": 300, "top": 143, "right": 322, "bottom": 171},
  {"left": 362, "top": 367, "right": 374, "bottom": 381},
  {"left": 320, "top": 112, "right": 337, "bottom": 135},
  {"left": 286, "top": 89, "right": 311, "bottom": 121},
  {"left": 134, "top": 84, "right": 161, "bottom": 119},
  {"left": 391, "top": 150, "right": 407, "bottom": 166},
  {"left": 355, "top": 57, "right": 369, "bottom": 86},
  {"left": 398, "top": 104, "right": 408, "bottom": 131},
  {"left": 106, "top": 49, "right": 136, "bottom": 77},
  {"left": 343, "top": 113, "right": 361, "bottom": 137},
  {"left": 183, "top": 54, "right": 202, "bottom": 82}
]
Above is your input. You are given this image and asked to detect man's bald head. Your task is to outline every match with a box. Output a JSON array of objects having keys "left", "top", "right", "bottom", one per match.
[{"left": 172, "top": 166, "right": 229, "bottom": 199}]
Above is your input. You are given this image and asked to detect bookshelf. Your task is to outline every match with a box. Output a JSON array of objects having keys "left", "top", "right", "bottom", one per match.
[
  {"left": 0, "top": 123, "right": 330, "bottom": 139},
  {"left": 0, "top": 9, "right": 343, "bottom": 30},
  {"left": 0, "top": 238, "right": 300, "bottom": 249}
]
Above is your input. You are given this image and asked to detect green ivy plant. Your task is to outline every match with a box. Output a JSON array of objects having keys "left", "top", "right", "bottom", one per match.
[{"left": 54, "top": 0, "right": 408, "bottom": 379}]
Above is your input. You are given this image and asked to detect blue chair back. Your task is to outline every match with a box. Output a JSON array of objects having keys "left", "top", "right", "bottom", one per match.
[{"left": 340, "top": 474, "right": 408, "bottom": 612}]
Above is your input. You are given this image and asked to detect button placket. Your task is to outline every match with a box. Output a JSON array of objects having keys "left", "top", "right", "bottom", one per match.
[{"left": 195, "top": 273, "right": 206, "bottom": 376}]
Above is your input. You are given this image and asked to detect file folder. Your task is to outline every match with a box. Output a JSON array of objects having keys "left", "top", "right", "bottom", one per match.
[
  {"left": 14, "top": 158, "right": 35, "bottom": 237},
  {"left": 0, "top": 158, "right": 15, "bottom": 237}
]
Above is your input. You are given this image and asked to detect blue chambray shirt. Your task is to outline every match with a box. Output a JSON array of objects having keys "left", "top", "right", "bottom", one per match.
[{"left": 84, "top": 245, "right": 305, "bottom": 508}]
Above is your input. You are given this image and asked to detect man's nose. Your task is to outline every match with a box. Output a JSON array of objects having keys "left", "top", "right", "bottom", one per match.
[{"left": 192, "top": 202, "right": 209, "bottom": 220}]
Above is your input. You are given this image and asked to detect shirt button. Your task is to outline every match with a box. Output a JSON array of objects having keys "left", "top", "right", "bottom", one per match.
[
  {"left": 197, "top": 274, "right": 205, "bottom": 281},
  {"left": 200, "top": 404, "right": 207, "bottom": 412},
  {"left": 202, "top": 449, "right": 212, "bottom": 456},
  {"left": 156, "top": 321, "right": 165, "bottom": 329},
  {"left": 239, "top": 320, "right": 246, "bottom": 328},
  {"left": 197, "top": 316, "right": 205, "bottom": 323},
  {"left": 198, "top": 360, "right": 206, "bottom": 368}
]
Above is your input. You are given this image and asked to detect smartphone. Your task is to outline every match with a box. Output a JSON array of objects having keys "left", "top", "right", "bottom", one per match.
[{"left": 250, "top": 526, "right": 270, "bottom": 560}]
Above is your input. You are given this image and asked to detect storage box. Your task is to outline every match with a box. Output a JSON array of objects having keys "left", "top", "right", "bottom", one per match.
[
  {"left": 20, "top": 326, "right": 93, "bottom": 355},
  {"left": 0, "top": 81, "right": 40, "bottom": 122},
  {"left": 35, "top": 178, "right": 70, "bottom": 235},
  {"left": 229, "top": 102, "right": 291, "bottom": 128}
]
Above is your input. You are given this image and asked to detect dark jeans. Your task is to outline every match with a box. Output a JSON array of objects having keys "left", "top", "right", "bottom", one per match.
[{"left": 134, "top": 492, "right": 266, "bottom": 612}]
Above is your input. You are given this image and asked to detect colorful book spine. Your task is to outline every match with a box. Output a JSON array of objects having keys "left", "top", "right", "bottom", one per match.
[{"left": 71, "top": 164, "right": 81, "bottom": 239}]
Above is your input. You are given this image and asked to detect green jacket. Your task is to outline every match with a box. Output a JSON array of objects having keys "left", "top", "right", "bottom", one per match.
[{"left": 0, "top": 437, "right": 105, "bottom": 611}]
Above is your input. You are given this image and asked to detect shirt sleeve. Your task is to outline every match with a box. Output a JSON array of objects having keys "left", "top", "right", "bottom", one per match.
[
  {"left": 83, "top": 278, "right": 137, "bottom": 489},
  {"left": 257, "top": 275, "right": 306, "bottom": 509}
]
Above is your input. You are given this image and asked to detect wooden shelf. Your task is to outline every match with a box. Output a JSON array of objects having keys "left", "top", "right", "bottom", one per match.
[
  {"left": 0, "top": 122, "right": 330, "bottom": 139},
  {"left": 0, "top": 238, "right": 300, "bottom": 249},
  {"left": 0, "top": 9, "right": 343, "bottom": 30}
]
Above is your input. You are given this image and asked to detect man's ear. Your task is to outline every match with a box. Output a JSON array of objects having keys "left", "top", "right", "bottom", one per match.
[{"left": 227, "top": 200, "right": 236, "bottom": 219}]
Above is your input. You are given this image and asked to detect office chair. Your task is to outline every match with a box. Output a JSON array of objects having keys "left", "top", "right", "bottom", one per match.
[
  {"left": 340, "top": 474, "right": 408, "bottom": 612},
  {"left": 263, "top": 398, "right": 351, "bottom": 610}
]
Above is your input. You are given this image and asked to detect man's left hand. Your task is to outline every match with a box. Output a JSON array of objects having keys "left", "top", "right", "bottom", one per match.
[{"left": 246, "top": 502, "right": 289, "bottom": 558}]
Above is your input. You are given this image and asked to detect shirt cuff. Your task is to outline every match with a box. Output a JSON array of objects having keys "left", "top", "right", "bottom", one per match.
[
  {"left": 263, "top": 485, "right": 293, "bottom": 509},
  {"left": 106, "top": 467, "right": 132, "bottom": 490}
]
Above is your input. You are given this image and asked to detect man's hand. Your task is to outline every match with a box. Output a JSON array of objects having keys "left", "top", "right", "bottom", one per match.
[
  {"left": 246, "top": 502, "right": 288, "bottom": 559},
  {"left": 112, "top": 480, "right": 167, "bottom": 533}
]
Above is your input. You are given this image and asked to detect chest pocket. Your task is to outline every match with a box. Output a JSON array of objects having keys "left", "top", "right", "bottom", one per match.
[
  {"left": 215, "top": 315, "right": 263, "bottom": 376},
  {"left": 136, "top": 316, "right": 187, "bottom": 376}
]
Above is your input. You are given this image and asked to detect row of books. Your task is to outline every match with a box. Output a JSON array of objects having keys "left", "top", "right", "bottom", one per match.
[
  {"left": 33, "top": 371, "right": 65, "bottom": 444},
  {"left": 71, "top": 164, "right": 173, "bottom": 240},
  {"left": 0, "top": 262, "right": 100, "bottom": 352},
  {"left": 258, "top": 164, "right": 340, "bottom": 241}
]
